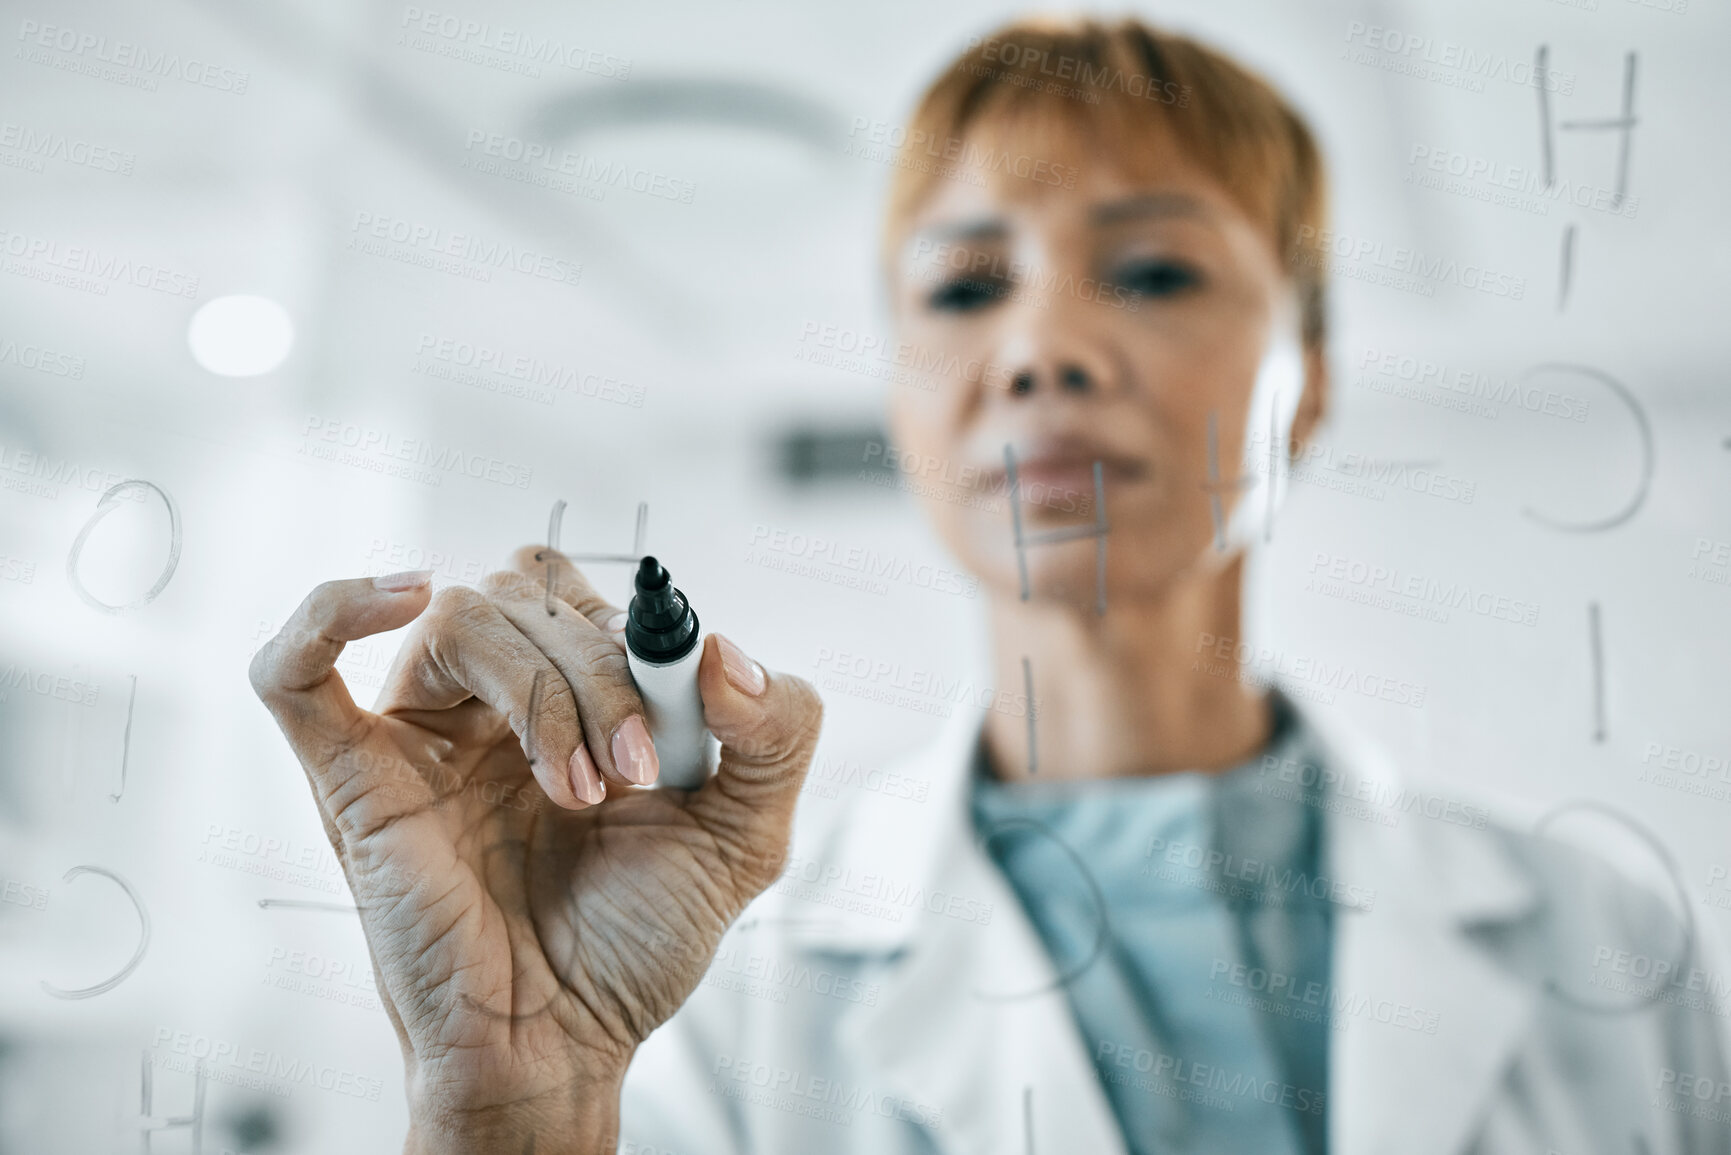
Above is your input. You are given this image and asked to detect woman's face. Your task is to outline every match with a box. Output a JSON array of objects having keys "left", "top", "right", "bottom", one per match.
[{"left": 886, "top": 121, "right": 1325, "bottom": 609}]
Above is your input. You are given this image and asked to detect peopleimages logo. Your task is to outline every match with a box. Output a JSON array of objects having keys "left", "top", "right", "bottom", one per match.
[
  {"left": 802, "top": 755, "right": 931, "bottom": 804},
  {"left": 910, "top": 238, "right": 1143, "bottom": 312},
  {"left": 960, "top": 35, "right": 1192, "bottom": 107},
  {"left": 1306, "top": 551, "right": 1541, "bottom": 627},
  {"left": 1294, "top": 225, "right": 1526, "bottom": 300},
  {"left": 844, "top": 117, "right": 1079, "bottom": 188},
  {"left": 151, "top": 1028, "right": 383, "bottom": 1101},
  {"left": 299, "top": 416, "right": 534, "bottom": 490},
  {"left": 0, "top": 877, "right": 49, "bottom": 911},
  {"left": 1094, "top": 1040, "right": 1325, "bottom": 1115},
  {"left": 0, "top": 441, "right": 140, "bottom": 501},
  {"left": 1356, "top": 346, "right": 1590, "bottom": 422},
  {"left": 775, "top": 852, "right": 995, "bottom": 927},
  {"left": 397, "top": 7, "right": 631, "bottom": 79},
  {"left": 1637, "top": 739, "right": 1731, "bottom": 804},
  {"left": 15, "top": 18, "right": 251, "bottom": 94},
  {"left": 1139, "top": 833, "right": 1376, "bottom": 911},
  {"left": 1255, "top": 752, "right": 1490, "bottom": 830},
  {"left": 0, "top": 335, "right": 85, "bottom": 378},
  {"left": 463, "top": 130, "right": 696, "bottom": 204},
  {"left": 794, "top": 320, "right": 1016, "bottom": 394},
  {"left": 1243, "top": 427, "right": 1478, "bottom": 506},
  {"left": 710, "top": 1054, "right": 944, "bottom": 1129},
  {"left": 347, "top": 210, "right": 582, "bottom": 286},
  {"left": 812, "top": 645, "right": 1038, "bottom": 720},
  {"left": 0, "top": 554, "right": 38, "bottom": 586},
  {"left": 1407, "top": 144, "right": 1638, "bottom": 220},
  {"left": 1655, "top": 1068, "right": 1731, "bottom": 1121},
  {"left": 0, "top": 224, "right": 201, "bottom": 298},
  {"left": 748, "top": 524, "right": 980, "bottom": 599},
  {"left": 1341, "top": 21, "right": 1575, "bottom": 94},
  {"left": 704, "top": 942, "right": 881, "bottom": 1007},
  {"left": 0, "top": 121, "right": 135, "bottom": 175},
  {"left": 413, "top": 333, "right": 645, "bottom": 408},
  {"left": 1193, "top": 633, "right": 1427, "bottom": 709},
  {"left": 861, "top": 441, "right": 1092, "bottom": 515},
  {"left": 0, "top": 661, "right": 100, "bottom": 707},
  {"left": 1206, "top": 958, "right": 1442, "bottom": 1034}
]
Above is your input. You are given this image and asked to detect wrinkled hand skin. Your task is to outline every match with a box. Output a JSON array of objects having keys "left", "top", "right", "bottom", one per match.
[{"left": 249, "top": 546, "right": 823, "bottom": 1154}]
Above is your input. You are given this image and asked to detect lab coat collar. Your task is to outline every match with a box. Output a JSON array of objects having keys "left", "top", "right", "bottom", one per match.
[
  {"left": 778, "top": 692, "right": 1543, "bottom": 1155},
  {"left": 1297, "top": 701, "right": 1540, "bottom": 1155}
]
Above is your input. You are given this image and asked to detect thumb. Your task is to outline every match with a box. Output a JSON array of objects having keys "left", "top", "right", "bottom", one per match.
[{"left": 688, "top": 634, "right": 823, "bottom": 863}]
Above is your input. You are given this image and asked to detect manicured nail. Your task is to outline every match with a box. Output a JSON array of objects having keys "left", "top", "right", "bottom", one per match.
[
  {"left": 716, "top": 634, "right": 766, "bottom": 696},
  {"left": 612, "top": 715, "right": 659, "bottom": 785},
  {"left": 568, "top": 744, "right": 605, "bottom": 805},
  {"left": 605, "top": 612, "right": 627, "bottom": 635},
  {"left": 374, "top": 570, "right": 432, "bottom": 592}
]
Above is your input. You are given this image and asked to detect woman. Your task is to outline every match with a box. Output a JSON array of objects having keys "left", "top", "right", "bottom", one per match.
[{"left": 250, "top": 17, "right": 1726, "bottom": 1154}]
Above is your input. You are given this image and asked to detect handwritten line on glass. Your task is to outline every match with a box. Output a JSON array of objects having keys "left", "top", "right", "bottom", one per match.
[
  {"left": 1558, "top": 52, "right": 1638, "bottom": 208},
  {"left": 545, "top": 497, "right": 568, "bottom": 615},
  {"left": 525, "top": 667, "right": 546, "bottom": 766},
  {"left": 136, "top": 1049, "right": 205, "bottom": 1152},
  {"left": 1589, "top": 601, "right": 1606, "bottom": 744},
  {"left": 1535, "top": 45, "right": 1555, "bottom": 187},
  {"left": 1518, "top": 364, "right": 1652, "bottom": 533},
  {"left": 1004, "top": 444, "right": 1109, "bottom": 615},
  {"left": 1533, "top": 800, "right": 1692, "bottom": 1015},
  {"left": 1022, "top": 656, "right": 1037, "bottom": 776},
  {"left": 1558, "top": 223, "right": 1576, "bottom": 312},
  {"left": 1202, "top": 409, "right": 1255, "bottom": 553},
  {"left": 971, "top": 816, "right": 1109, "bottom": 1002},
  {"left": 115, "top": 673, "right": 137, "bottom": 803},
  {"left": 1537, "top": 48, "right": 1639, "bottom": 208},
  {"left": 256, "top": 898, "right": 357, "bottom": 914},
  {"left": 537, "top": 499, "right": 651, "bottom": 567},
  {"left": 66, "top": 479, "right": 183, "bottom": 615},
  {"left": 41, "top": 865, "right": 150, "bottom": 999},
  {"left": 1264, "top": 389, "right": 1281, "bottom": 543}
]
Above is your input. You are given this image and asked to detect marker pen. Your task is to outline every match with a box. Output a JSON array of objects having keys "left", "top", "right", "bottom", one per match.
[{"left": 624, "top": 556, "right": 718, "bottom": 789}]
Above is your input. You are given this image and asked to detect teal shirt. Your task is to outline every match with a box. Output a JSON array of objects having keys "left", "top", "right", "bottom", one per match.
[{"left": 969, "top": 695, "right": 1332, "bottom": 1155}]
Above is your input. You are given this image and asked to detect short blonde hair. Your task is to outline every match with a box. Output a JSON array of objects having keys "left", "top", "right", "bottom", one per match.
[{"left": 884, "top": 16, "right": 1330, "bottom": 348}]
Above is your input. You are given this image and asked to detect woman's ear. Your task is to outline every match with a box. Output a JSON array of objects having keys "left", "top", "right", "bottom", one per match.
[{"left": 1290, "top": 341, "right": 1330, "bottom": 458}]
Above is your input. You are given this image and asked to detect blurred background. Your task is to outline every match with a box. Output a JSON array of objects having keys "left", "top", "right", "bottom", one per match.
[{"left": 1, "top": 0, "right": 1727, "bottom": 1150}]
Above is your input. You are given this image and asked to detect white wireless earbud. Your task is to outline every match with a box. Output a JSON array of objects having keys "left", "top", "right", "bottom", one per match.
[{"left": 1219, "top": 332, "right": 1305, "bottom": 555}]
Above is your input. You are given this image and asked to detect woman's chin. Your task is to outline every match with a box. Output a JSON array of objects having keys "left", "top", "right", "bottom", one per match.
[
  {"left": 968, "top": 543, "right": 1215, "bottom": 612},
  {"left": 972, "top": 553, "right": 1121, "bottom": 611}
]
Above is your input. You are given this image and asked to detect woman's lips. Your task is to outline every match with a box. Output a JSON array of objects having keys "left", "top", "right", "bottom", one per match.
[{"left": 990, "top": 455, "right": 1146, "bottom": 497}]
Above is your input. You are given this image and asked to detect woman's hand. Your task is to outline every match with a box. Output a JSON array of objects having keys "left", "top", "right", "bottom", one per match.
[{"left": 248, "top": 546, "right": 823, "bottom": 1155}]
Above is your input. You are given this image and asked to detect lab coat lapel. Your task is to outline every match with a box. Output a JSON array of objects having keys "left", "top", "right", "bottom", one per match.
[
  {"left": 839, "top": 763, "right": 1130, "bottom": 1155},
  {"left": 1309, "top": 709, "right": 1541, "bottom": 1155},
  {"left": 790, "top": 703, "right": 1128, "bottom": 1155}
]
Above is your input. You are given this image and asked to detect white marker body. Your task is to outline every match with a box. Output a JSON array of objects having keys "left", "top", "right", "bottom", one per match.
[{"left": 628, "top": 638, "right": 718, "bottom": 789}]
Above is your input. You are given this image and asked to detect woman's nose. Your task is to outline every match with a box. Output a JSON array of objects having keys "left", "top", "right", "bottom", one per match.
[{"left": 1010, "top": 362, "right": 1096, "bottom": 395}]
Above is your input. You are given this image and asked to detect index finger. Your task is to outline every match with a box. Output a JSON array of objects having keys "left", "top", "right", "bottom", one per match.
[{"left": 249, "top": 572, "right": 434, "bottom": 774}]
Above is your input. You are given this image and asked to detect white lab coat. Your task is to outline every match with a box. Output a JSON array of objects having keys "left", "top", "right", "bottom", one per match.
[{"left": 619, "top": 698, "right": 1731, "bottom": 1155}]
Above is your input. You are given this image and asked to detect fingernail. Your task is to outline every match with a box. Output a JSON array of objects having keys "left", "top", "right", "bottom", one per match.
[
  {"left": 716, "top": 634, "right": 766, "bottom": 696},
  {"left": 605, "top": 612, "right": 627, "bottom": 635},
  {"left": 568, "top": 745, "right": 605, "bottom": 805},
  {"left": 612, "top": 715, "right": 659, "bottom": 785},
  {"left": 374, "top": 570, "right": 432, "bottom": 592}
]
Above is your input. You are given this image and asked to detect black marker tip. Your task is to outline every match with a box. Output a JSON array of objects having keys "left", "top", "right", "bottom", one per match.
[
  {"left": 627, "top": 556, "right": 698, "bottom": 663},
  {"left": 637, "top": 555, "right": 670, "bottom": 592}
]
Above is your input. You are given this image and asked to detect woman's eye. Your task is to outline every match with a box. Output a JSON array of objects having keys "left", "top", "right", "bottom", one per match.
[
  {"left": 927, "top": 277, "right": 1007, "bottom": 313},
  {"left": 1116, "top": 259, "right": 1201, "bottom": 298}
]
